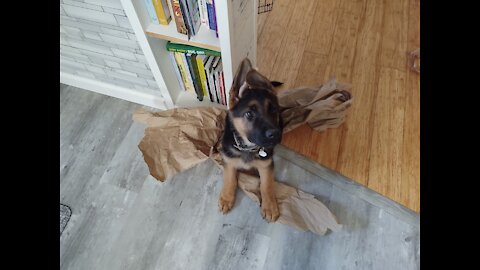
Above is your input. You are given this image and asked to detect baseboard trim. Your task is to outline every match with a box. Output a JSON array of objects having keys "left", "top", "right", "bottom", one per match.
[
  {"left": 275, "top": 145, "right": 420, "bottom": 227},
  {"left": 60, "top": 72, "right": 169, "bottom": 110}
]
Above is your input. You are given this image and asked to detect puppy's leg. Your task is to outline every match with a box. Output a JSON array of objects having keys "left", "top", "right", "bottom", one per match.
[
  {"left": 219, "top": 163, "right": 238, "bottom": 214},
  {"left": 258, "top": 163, "right": 279, "bottom": 222}
]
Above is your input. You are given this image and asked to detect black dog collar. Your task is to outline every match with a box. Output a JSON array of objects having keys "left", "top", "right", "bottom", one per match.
[{"left": 231, "top": 129, "right": 267, "bottom": 157}]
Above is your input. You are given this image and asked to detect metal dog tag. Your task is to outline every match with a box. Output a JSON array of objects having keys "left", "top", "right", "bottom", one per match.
[{"left": 258, "top": 148, "right": 267, "bottom": 157}]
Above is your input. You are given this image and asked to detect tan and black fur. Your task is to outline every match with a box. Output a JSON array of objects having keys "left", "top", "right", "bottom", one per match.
[{"left": 219, "top": 58, "right": 283, "bottom": 222}]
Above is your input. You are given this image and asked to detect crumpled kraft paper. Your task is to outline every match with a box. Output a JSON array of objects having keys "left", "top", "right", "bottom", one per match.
[
  {"left": 278, "top": 79, "right": 353, "bottom": 133},
  {"left": 133, "top": 79, "right": 352, "bottom": 235},
  {"left": 408, "top": 48, "right": 420, "bottom": 74},
  {"left": 133, "top": 107, "right": 226, "bottom": 181}
]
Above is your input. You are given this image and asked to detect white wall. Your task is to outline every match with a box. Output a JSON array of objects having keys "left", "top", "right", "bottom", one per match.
[{"left": 60, "top": 0, "right": 164, "bottom": 100}]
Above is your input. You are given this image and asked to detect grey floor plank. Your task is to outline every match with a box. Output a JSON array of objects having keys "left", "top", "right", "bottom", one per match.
[
  {"left": 60, "top": 85, "right": 139, "bottom": 208},
  {"left": 310, "top": 185, "right": 419, "bottom": 270},
  {"left": 101, "top": 160, "right": 274, "bottom": 270},
  {"left": 60, "top": 84, "right": 419, "bottom": 270},
  {"left": 98, "top": 121, "right": 149, "bottom": 193},
  {"left": 98, "top": 174, "right": 189, "bottom": 270},
  {"left": 208, "top": 224, "right": 271, "bottom": 270},
  {"left": 60, "top": 182, "right": 138, "bottom": 270}
]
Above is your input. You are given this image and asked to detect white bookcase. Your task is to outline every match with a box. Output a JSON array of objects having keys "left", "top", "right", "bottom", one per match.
[{"left": 120, "top": 0, "right": 258, "bottom": 109}]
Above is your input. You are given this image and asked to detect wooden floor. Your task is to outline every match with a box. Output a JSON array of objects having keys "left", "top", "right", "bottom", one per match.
[
  {"left": 60, "top": 84, "right": 419, "bottom": 270},
  {"left": 257, "top": 0, "right": 420, "bottom": 212}
]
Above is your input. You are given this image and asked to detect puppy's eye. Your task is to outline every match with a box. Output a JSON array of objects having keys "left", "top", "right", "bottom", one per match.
[{"left": 244, "top": 111, "right": 254, "bottom": 120}]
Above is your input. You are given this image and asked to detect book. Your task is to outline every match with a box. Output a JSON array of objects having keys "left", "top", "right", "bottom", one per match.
[
  {"left": 189, "top": 54, "right": 204, "bottom": 101},
  {"left": 221, "top": 71, "right": 226, "bottom": 105},
  {"left": 212, "top": 0, "right": 218, "bottom": 37},
  {"left": 211, "top": 56, "right": 221, "bottom": 104},
  {"left": 186, "top": 54, "right": 204, "bottom": 101},
  {"left": 179, "top": 0, "right": 194, "bottom": 38},
  {"left": 206, "top": 1, "right": 215, "bottom": 31},
  {"left": 144, "top": 0, "right": 160, "bottom": 24},
  {"left": 166, "top": 41, "right": 221, "bottom": 56},
  {"left": 206, "top": 56, "right": 219, "bottom": 103},
  {"left": 152, "top": 0, "right": 172, "bottom": 25},
  {"left": 198, "top": 0, "right": 209, "bottom": 26},
  {"left": 202, "top": 56, "right": 214, "bottom": 102},
  {"left": 168, "top": 52, "right": 186, "bottom": 91},
  {"left": 169, "top": 0, "right": 188, "bottom": 35},
  {"left": 219, "top": 70, "right": 226, "bottom": 105},
  {"left": 195, "top": 54, "right": 209, "bottom": 98},
  {"left": 174, "top": 52, "right": 195, "bottom": 95},
  {"left": 185, "top": 0, "right": 201, "bottom": 36},
  {"left": 214, "top": 60, "right": 224, "bottom": 105},
  {"left": 203, "top": 55, "right": 215, "bottom": 102},
  {"left": 179, "top": 53, "right": 196, "bottom": 95},
  {"left": 166, "top": 0, "right": 175, "bottom": 25}
]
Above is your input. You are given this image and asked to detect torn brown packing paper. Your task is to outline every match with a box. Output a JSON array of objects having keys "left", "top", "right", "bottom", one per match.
[
  {"left": 408, "top": 48, "right": 420, "bottom": 74},
  {"left": 278, "top": 79, "right": 353, "bottom": 133},
  {"left": 133, "top": 79, "right": 352, "bottom": 235}
]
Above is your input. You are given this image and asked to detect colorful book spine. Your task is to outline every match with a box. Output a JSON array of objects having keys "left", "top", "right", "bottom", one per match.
[
  {"left": 152, "top": 0, "right": 172, "bottom": 25},
  {"left": 186, "top": 54, "right": 204, "bottom": 101},
  {"left": 203, "top": 56, "right": 215, "bottom": 102},
  {"left": 211, "top": 56, "right": 221, "bottom": 104},
  {"left": 215, "top": 61, "right": 224, "bottom": 105},
  {"left": 178, "top": 53, "right": 196, "bottom": 95},
  {"left": 218, "top": 72, "right": 223, "bottom": 105},
  {"left": 213, "top": 72, "right": 220, "bottom": 104},
  {"left": 195, "top": 55, "right": 209, "bottom": 97},
  {"left": 207, "top": 56, "right": 218, "bottom": 103},
  {"left": 166, "top": 41, "right": 221, "bottom": 56},
  {"left": 206, "top": 1, "right": 215, "bottom": 30},
  {"left": 169, "top": 0, "right": 188, "bottom": 35},
  {"left": 222, "top": 72, "right": 226, "bottom": 105},
  {"left": 168, "top": 52, "right": 186, "bottom": 91},
  {"left": 144, "top": 0, "right": 160, "bottom": 24},
  {"left": 212, "top": 0, "right": 218, "bottom": 36},
  {"left": 179, "top": 0, "right": 194, "bottom": 38},
  {"left": 198, "top": 0, "right": 205, "bottom": 26},
  {"left": 166, "top": 0, "right": 175, "bottom": 25},
  {"left": 219, "top": 70, "right": 225, "bottom": 105},
  {"left": 185, "top": 0, "right": 201, "bottom": 36},
  {"left": 199, "top": 0, "right": 209, "bottom": 26},
  {"left": 203, "top": 56, "right": 213, "bottom": 102}
]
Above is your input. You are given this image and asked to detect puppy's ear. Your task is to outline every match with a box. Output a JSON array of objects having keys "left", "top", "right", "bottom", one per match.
[
  {"left": 246, "top": 69, "right": 274, "bottom": 91},
  {"left": 229, "top": 58, "right": 253, "bottom": 107}
]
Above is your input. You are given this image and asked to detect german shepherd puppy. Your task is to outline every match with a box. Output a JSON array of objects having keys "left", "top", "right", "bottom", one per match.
[{"left": 219, "top": 58, "right": 283, "bottom": 222}]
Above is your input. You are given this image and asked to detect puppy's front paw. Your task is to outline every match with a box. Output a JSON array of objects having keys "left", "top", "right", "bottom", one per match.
[
  {"left": 261, "top": 198, "right": 279, "bottom": 223},
  {"left": 218, "top": 193, "right": 235, "bottom": 214}
]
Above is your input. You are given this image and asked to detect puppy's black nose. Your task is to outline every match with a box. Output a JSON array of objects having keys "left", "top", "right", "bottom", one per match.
[{"left": 265, "top": 129, "right": 280, "bottom": 139}]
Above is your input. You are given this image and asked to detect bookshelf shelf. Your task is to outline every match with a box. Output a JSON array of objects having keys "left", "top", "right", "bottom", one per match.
[
  {"left": 121, "top": 0, "right": 257, "bottom": 109},
  {"left": 145, "top": 22, "right": 220, "bottom": 51},
  {"left": 175, "top": 91, "right": 226, "bottom": 108}
]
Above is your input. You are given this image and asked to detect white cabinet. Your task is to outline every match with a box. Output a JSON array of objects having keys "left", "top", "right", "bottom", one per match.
[{"left": 120, "top": 0, "right": 258, "bottom": 109}]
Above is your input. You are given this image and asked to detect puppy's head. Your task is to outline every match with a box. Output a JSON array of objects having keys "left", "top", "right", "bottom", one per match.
[{"left": 228, "top": 58, "right": 283, "bottom": 148}]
